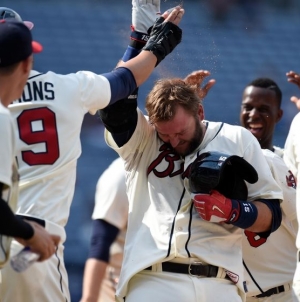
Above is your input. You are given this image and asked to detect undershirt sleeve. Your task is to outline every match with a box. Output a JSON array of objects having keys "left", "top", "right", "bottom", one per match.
[
  {"left": 102, "top": 67, "right": 137, "bottom": 106},
  {"left": 0, "top": 183, "right": 34, "bottom": 239},
  {"left": 88, "top": 219, "right": 119, "bottom": 262}
]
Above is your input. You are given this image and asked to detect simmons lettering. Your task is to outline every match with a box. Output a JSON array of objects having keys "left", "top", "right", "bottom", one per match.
[{"left": 17, "top": 81, "right": 55, "bottom": 103}]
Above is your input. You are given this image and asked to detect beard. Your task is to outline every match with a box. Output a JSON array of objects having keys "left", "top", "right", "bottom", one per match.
[
  {"left": 184, "top": 119, "right": 204, "bottom": 156},
  {"left": 175, "top": 119, "right": 205, "bottom": 157}
]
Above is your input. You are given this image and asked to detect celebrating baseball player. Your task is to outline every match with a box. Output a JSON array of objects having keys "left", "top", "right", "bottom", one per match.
[
  {"left": 0, "top": 2, "right": 184, "bottom": 301},
  {"left": 81, "top": 157, "right": 128, "bottom": 302},
  {"left": 99, "top": 53, "right": 283, "bottom": 302},
  {"left": 0, "top": 19, "right": 60, "bottom": 267},
  {"left": 239, "top": 77, "right": 298, "bottom": 301},
  {"left": 284, "top": 71, "right": 300, "bottom": 301}
]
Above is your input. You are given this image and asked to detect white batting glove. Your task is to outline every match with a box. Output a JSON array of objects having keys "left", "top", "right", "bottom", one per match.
[{"left": 132, "top": 0, "right": 161, "bottom": 33}]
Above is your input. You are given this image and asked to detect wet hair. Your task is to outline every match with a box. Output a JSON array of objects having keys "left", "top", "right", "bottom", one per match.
[
  {"left": 247, "top": 78, "right": 282, "bottom": 108},
  {"left": 145, "top": 78, "right": 202, "bottom": 124}
]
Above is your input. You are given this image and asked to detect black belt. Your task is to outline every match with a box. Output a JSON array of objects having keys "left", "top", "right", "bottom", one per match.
[
  {"left": 255, "top": 285, "right": 285, "bottom": 298},
  {"left": 17, "top": 215, "right": 45, "bottom": 228},
  {"left": 145, "top": 262, "right": 230, "bottom": 280}
]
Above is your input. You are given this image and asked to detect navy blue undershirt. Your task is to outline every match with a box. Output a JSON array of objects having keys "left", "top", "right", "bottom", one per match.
[{"left": 88, "top": 219, "right": 119, "bottom": 262}]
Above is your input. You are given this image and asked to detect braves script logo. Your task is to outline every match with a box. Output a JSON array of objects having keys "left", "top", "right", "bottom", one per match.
[
  {"left": 286, "top": 170, "right": 297, "bottom": 189},
  {"left": 147, "top": 143, "right": 184, "bottom": 177}
]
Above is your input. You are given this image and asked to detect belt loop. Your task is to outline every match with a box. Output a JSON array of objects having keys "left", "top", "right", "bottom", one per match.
[
  {"left": 153, "top": 263, "right": 161, "bottom": 272},
  {"left": 216, "top": 267, "right": 226, "bottom": 279}
]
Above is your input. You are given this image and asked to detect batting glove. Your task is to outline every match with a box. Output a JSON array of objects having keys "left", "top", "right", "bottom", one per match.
[
  {"left": 132, "top": 0, "right": 161, "bottom": 33},
  {"left": 143, "top": 16, "right": 182, "bottom": 66},
  {"left": 192, "top": 190, "right": 240, "bottom": 223}
]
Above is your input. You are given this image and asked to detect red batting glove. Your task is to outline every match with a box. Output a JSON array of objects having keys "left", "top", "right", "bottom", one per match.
[{"left": 191, "top": 190, "right": 240, "bottom": 223}]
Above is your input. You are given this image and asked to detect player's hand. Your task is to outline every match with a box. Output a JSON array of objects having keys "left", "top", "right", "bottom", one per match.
[
  {"left": 132, "top": 0, "right": 161, "bottom": 33},
  {"left": 15, "top": 220, "right": 60, "bottom": 261},
  {"left": 161, "top": 5, "right": 184, "bottom": 26},
  {"left": 142, "top": 6, "right": 184, "bottom": 66},
  {"left": 286, "top": 70, "right": 300, "bottom": 110},
  {"left": 183, "top": 70, "right": 216, "bottom": 101},
  {"left": 192, "top": 190, "right": 240, "bottom": 223}
]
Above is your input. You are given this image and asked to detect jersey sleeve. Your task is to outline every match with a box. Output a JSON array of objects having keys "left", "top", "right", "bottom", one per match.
[
  {"left": 92, "top": 158, "right": 128, "bottom": 230},
  {"left": 241, "top": 130, "right": 283, "bottom": 202},
  {"left": 262, "top": 149, "right": 297, "bottom": 223},
  {"left": 76, "top": 68, "right": 137, "bottom": 115},
  {"left": 73, "top": 71, "right": 112, "bottom": 115}
]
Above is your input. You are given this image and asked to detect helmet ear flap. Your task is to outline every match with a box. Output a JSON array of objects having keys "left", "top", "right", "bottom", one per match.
[
  {"left": 189, "top": 151, "right": 258, "bottom": 200},
  {"left": 216, "top": 164, "right": 248, "bottom": 200}
]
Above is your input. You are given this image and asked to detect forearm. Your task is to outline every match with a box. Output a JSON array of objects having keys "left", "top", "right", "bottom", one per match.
[
  {"left": 118, "top": 51, "right": 157, "bottom": 87},
  {"left": 0, "top": 198, "right": 33, "bottom": 239},
  {"left": 80, "top": 259, "right": 107, "bottom": 302},
  {"left": 246, "top": 201, "right": 272, "bottom": 233}
]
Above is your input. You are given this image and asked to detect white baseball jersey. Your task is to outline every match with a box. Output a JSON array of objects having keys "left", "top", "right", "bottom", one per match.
[
  {"left": 0, "top": 69, "right": 112, "bottom": 302},
  {"left": 0, "top": 103, "right": 19, "bottom": 267},
  {"left": 105, "top": 110, "right": 283, "bottom": 302},
  {"left": 273, "top": 145, "right": 284, "bottom": 158},
  {"left": 243, "top": 149, "right": 297, "bottom": 298},
  {"left": 92, "top": 157, "right": 128, "bottom": 302},
  {"left": 284, "top": 112, "right": 300, "bottom": 184},
  {"left": 284, "top": 112, "right": 300, "bottom": 301}
]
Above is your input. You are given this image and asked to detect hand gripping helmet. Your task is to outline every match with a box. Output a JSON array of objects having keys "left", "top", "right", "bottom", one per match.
[
  {"left": 189, "top": 151, "right": 258, "bottom": 200},
  {"left": 0, "top": 7, "right": 34, "bottom": 30}
]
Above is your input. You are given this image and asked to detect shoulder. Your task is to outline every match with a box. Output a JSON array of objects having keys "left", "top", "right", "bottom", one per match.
[
  {"left": 98, "top": 158, "right": 125, "bottom": 186},
  {"left": 273, "top": 145, "right": 284, "bottom": 158},
  {"left": 262, "top": 149, "right": 291, "bottom": 173},
  {"left": 0, "top": 105, "right": 13, "bottom": 128},
  {"left": 0, "top": 103, "right": 10, "bottom": 115},
  {"left": 289, "top": 112, "right": 300, "bottom": 131}
]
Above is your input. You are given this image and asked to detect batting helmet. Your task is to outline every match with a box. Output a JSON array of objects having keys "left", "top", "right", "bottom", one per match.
[
  {"left": 189, "top": 151, "right": 258, "bottom": 200},
  {"left": 0, "top": 7, "right": 34, "bottom": 30}
]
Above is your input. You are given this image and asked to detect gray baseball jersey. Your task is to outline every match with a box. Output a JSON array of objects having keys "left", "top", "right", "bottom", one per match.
[
  {"left": 0, "top": 69, "right": 112, "bottom": 302},
  {"left": 243, "top": 149, "right": 297, "bottom": 299},
  {"left": 105, "top": 110, "right": 283, "bottom": 302}
]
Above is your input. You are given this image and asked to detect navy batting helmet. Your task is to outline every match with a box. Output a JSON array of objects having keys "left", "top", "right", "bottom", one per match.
[
  {"left": 0, "top": 7, "right": 34, "bottom": 30},
  {"left": 189, "top": 151, "right": 258, "bottom": 200}
]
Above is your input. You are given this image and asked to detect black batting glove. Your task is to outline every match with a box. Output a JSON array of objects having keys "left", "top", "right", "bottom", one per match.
[{"left": 142, "top": 16, "right": 182, "bottom": 66}]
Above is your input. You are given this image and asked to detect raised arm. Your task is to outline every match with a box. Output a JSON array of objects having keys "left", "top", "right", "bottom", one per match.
[
  {"left": 286, "top": 70, "right": 300, "bottom": 110},
  {"left": 101, "top": 5, "right": 184, "bottom": 108}
]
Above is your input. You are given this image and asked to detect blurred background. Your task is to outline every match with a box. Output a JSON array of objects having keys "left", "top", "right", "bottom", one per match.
[{"left": 3, "top": 0, "right": 300, "bottom": 300}]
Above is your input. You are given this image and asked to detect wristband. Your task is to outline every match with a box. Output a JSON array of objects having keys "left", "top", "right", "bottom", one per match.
[
  {"left": 229, "top": 199, "right": 258, "bottom": 229},
  {"left": 122, "top": 46, "right": 141, "bottom": 62},
  {"left": 122, "top": 29, "right": 150, "bottom": 62},
  {"left": 129, "top": 27, "right": 150, "bottom": 49}
]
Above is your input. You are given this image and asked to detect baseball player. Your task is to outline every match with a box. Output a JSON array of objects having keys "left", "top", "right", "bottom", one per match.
[
  {"left": 99, "top": 67, "right": 283, "bottom": 302},
  {"left": 80, "top": 157, "right": 128, "bottom": 302},
  {"left": 0, "top": 19, "right": 60, "bottom": 266},
  {"left": 240, "top": 77, "right": 298, "bottom": 300},
  {"left": 0, "top": 3, "right": 183, "bottom": 302},
  {"left": 284, "top": 71, "right": 300, "bottom": 301}
]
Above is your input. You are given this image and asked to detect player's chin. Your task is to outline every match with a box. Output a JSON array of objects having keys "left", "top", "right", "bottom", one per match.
[{"left": 175, "top": 144, "right": 191, "bottom": 156}]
